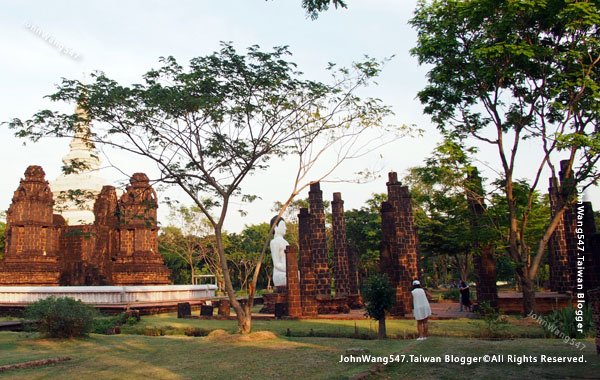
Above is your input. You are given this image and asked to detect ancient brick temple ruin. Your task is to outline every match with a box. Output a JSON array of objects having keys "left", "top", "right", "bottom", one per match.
[
  {"left": 269, "top": 173, "right": 420, "bottom": 317},
  {"left": 264, "top": 182, "right": 362, "bottom": 316},
  {"left": 379, "top": 172, "right": 419, "bottom": 315},
  {"left": 548, "top": 160, "right": 600, "bottom": 294},
  {"left": 0, "top": 166, "right": 170, "bottom": 286}
]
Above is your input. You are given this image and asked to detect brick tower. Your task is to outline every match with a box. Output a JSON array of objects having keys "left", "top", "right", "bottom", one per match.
[
  {"left": 0, "top": 166, "right": 61, "bottom": 285},
  {"left": 332, "top": 192, "right": 351, "bottom": 296},
  {"left": 380, "top": 172, "right": 419, "bottom": 315},
  {"left": 309, "top": 182, "right": 330, "bottom": 296},
  {"left": 111, "top": 173, "right": 170, "bottom": 285}
]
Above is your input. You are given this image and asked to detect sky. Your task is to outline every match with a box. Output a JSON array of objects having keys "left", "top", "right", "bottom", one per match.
[{"left": 0, "top": 0, "right": 598, "bottom": 232}]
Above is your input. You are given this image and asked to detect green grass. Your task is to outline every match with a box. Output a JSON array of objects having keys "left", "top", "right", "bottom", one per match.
[
  {"left": 120, "top": 312, "right": 547, "bottom": 339},
  {"left": 0, "top": 332, "right": 597, "bottom": 379}
]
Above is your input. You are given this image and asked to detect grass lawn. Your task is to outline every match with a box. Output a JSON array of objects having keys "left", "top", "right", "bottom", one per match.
[
  {"left": 119, "top": 312, "right": 547, "bottom": 339},
  {"left": 0, "top": 332, "right": 597, "bottom": 379}
]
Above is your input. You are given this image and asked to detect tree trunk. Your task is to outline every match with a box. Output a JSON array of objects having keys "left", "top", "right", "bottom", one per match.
[
  {"left": 377, "top": 318, "right": 386, "bottom": 339},
  {"left": 238, "top": 305, "right": 252, "bottom": 334},
  {"left": 516, "top": 267, "right": 536, "bottom": 315}
]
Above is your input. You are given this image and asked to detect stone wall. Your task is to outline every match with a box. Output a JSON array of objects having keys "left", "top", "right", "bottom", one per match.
[
  {"left": 285, "top": 245, "right": 301, "bottom": 318},
  {"left": 0, "top": 166, "right": 61, "bottom": 285},
  {"left": 380, "top": 172, "right": 419, "bottom": 316},
  {"left": 298, "top": 208, "right": 318, "bottom": 316},
  {"left": 0, "top": 166, "right": 170, "bottom": 286},
  {"left": 332, "top": 192, "right": 350, "bottom": 295},
  {"left": 309, "top": 182, "right": 330, "bottom": 295}
]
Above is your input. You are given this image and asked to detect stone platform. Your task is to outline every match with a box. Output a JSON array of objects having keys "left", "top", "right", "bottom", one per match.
[
  {"left": 0, "top": 285, "right": 217, "bottom": 315},
  {"left": 496, "top": 291, "right": 574, "bottom": 314}
]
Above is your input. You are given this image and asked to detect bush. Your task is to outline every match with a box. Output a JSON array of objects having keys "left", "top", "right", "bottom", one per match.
[
  {"left": 24, "top": 297, "right": 97, "bottom": 338},
  {"left": 477, "top": 301, "right": 507, "bottom": 338},
  {"left": 544, "top": 305, "right": 594, "bottom": 339},
  {"left": 441, "top": 289, "right": 460, "bottom": 301}
]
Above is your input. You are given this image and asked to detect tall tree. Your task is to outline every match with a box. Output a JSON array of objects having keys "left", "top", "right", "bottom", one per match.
[
  {"left": 158, "top": 205, "right": 219, "bottom": 286},
  {"left": 9, "top": 43, "right": 393, "bottom": 333},
  {"left": 411, "top": 0, "right": 600, "bottom": 313}
]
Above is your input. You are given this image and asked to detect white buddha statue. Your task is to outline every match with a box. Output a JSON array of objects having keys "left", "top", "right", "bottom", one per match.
[{"left": 270, "top": 218, "right": 289, "bottom": 287}]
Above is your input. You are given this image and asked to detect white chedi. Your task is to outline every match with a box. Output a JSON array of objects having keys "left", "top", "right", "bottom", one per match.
[
  {"left": 270, "top": 220, "right": 289, "bottom": 287},
  {"left": 50, "top": 106, "right": 106, "bottom": 225}
]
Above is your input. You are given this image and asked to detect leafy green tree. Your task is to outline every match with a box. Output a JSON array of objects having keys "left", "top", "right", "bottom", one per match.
[
  {"left": 9, "top": 43, "right": 393, "bottom": 333},
  {"left": 344, "top": 193, "right": 386, "bottom": 282},
  {"left": 298, "top": 0, "right": 348, "bottom": 19},
  {"left": 362, "top": 273, "right": 395, "bottom": 339},
  {"left": 158, "top": 227, "right": 192, "bottom": 284},
  {"left": 159, "top": 205, "right": 219, "bottom": 286},
  {"left": 225, "top": 223, "right": 271, "bottom": 292},
  {"left": 410, "top": 0, "right": 600, "bottom": 313}
]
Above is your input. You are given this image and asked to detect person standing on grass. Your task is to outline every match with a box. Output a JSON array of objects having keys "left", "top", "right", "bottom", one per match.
[
  {"left": 411, "top": 280, "right": 431, "bottom": 340},
  {"left": 459, "top": 280, "right": 471, "bottom": 312}
]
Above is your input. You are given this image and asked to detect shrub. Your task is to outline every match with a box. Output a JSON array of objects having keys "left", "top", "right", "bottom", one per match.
[
  {"left": 362, "top": 273, "right": 395, "bottom": 339},
  {"left": 441, "top": 289, "right": 460, "bottom": 301},
  {"left": 544, "top": 305, "right": 594, "bottom": 339},
  {"left": 24, "top": 297, "right": 97, "bottom": 338},
  {"left": 477, "top": 301, "right": 507, "bottom": 338}
]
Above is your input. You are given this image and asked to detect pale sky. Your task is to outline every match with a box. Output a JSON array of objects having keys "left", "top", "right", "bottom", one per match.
[{"left": 0, "top": 0, "right": 598, "bottom": 232}]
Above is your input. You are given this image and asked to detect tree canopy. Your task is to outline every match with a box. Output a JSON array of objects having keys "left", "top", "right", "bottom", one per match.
[
  {"left": 9, "top": 43, "right": 393, "bottom": 333},
  {"left": 410, "top": 0, "right": 600, "bottom": 313}
]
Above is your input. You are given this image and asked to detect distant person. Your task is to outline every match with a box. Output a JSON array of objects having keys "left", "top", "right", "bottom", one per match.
[
  {"left": 411, "top": 280, "right": 432, "bottom": 340},
  {"left": 459, "top": 280, "right": 471, "bottom": 312}
]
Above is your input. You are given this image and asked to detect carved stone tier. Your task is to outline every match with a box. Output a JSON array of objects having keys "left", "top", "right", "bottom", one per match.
[{"left": 0, "top": 166, "right": 61, "bottom": 285}]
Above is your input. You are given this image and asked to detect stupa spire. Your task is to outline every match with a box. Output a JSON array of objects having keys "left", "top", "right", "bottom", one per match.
[{"left": 50, "top": 103, "right": 106, "bottom": 225}]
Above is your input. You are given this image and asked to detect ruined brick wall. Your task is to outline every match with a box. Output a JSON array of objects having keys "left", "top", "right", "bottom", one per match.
[
  {"left": 381, "top": 172, "right": 419, "bottom": 316},
  {"left": 309, "top": 182, "right": 330, "bottom": 296},
  {"left": 286, "top": 245, "right": 301, "bottom": 318},
  {"left": 332, "top": 192, "right": 350, "bottom": 295},
  {"left": 548, "top": 160, "right": 579, "bottom": 293},
  {"left": 581, "top": 202, "right": 599, "bottom": 293},
  {"left": 111, "top": 173, "right": 170, "bottom": 285},
  {"left": 0, "top": 168, "right": 171, "bottom": 286},
  {"left": 0, "top": 166, "right": 61, "bottom": 285},
  {"left": 298, "top": 207, "right": 318, "bottom": 316}
]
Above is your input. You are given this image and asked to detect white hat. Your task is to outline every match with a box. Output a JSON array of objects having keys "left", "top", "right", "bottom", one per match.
[{"left": 412, "top": 280, "right": 420, "bottom": 286}]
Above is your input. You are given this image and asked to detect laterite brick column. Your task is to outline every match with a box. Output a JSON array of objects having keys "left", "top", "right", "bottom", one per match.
[
  {"left": 582, "top": 203, "right": 600, "bottom": 293},
  {"left": 309, "top": 182, "right": 330, "bottom": 296},
  {"left": 298, "top": 208, "right": 318, "bottom": 316},
  {"left": 382, "top": 172, "right": 419, "bottom": 316},
  {"left": 548, "top": 160, "right": 579, "bottom": 293},
  {"left": 332, "top": 192, "right": 350, "bottom": 295},
  {"left": 286, "top": 245, "right": 302, "bottom": 318},
  {"left": 466, "top": 168, "right": 498, "bottom": 307},
  {"left": 548, "top": 175, "right": 571, "bottom": 292}
]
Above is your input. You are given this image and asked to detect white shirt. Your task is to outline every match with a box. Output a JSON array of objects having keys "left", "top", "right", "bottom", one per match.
[{"left": 411, "top": 288, "right": 432, "bottom": 321}]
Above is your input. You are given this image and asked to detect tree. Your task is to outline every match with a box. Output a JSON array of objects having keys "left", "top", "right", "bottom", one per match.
[
  {"left": 410, "top": 0, "right": 600, "bottom": 313},
  {"left": 225, "top": 223, "right": 271, "bottom": 292},
  {"left": 405, "top": 140, "right": 481, "bottom": 283},
  {"left": 159, "top": 227, "right": 193, "bottom": 284},
  {"left": 9, "top": 43, "right": 394, "bottom": 333},
  {"left": 362, "top": 273, "right": 395, "bottom": 339},
  {"left": 159, "top": 205, "right": 220, "bottom": 286},
  {"left": 301, "top": 0, "right": 347, "bottom": 19},
  {"left": 344, "top": 193, "right": 386, "bottom": 282}
]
